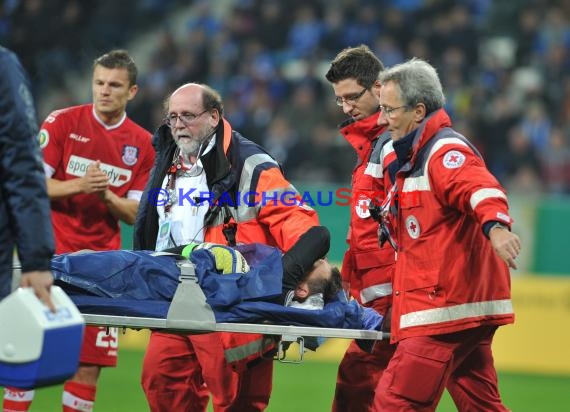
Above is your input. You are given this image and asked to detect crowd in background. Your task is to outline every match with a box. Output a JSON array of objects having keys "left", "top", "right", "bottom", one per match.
[{"left": 2, "top": 0, "right": 569, "bottom": 193}]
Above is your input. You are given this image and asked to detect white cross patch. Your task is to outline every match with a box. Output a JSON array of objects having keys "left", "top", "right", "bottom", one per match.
[
  {"left": 355, "top": 196, "right": 371, "bottom": 219},
  {"left": 405, "top": 215, "right": 420, "bottom": 239}
]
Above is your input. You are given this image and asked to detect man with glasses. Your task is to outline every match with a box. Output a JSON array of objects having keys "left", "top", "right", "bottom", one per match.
[
  {"left": 134, "top": 82, "right": 319, "bottom": 411},
  {"left": 373, "top": 58, "right": 520, "bottom": 411},
  {"left": 4, "top": 50, "right": 155, "bottom": 412},
  {"left": 325, "top": 44, "right": 397, "bottom": 411}
]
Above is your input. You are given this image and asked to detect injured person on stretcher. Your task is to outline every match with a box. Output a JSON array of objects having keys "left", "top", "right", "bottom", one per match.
[{"left": 51, "top": 226, "right": 384, "bottom": 334}]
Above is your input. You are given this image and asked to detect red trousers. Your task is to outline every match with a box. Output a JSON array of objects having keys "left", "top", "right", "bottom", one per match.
[
  {"left": 373, "top": 325, "right": 509, "bottom": 411},
  {"left": 141, "top": 331, "right": 272, "bottom": 412},
  {"left": 333, "top": 339, "right": 397, "bottom": 411}
]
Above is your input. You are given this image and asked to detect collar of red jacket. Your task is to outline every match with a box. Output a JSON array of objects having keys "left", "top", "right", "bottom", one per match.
[
  {"left": 340, "top": 111, "right": 386, "bottom": 162},
  {"left": 408, "top": 108, "right": 452, "bottom": 163}
]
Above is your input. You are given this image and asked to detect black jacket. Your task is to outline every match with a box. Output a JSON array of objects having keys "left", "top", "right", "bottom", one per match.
[{"left": 0, "top": 46, "right": 54, "bottom": 298}]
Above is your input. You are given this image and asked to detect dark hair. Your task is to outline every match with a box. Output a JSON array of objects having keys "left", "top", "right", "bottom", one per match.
[
  {"left": 93, "top": 49, "right": 138, "bottom": 86},
  {"left": 324, "top": 266, "right": 342, "bottom": 302},
  {"left": 305, "top": 266, "right": 343, "bottom": 303},
  {"left": 325, "top": 44, "right": 384, "bottom": 88},
  {"left": 199, "top": 83, "right": 224, "bottom": 116}
]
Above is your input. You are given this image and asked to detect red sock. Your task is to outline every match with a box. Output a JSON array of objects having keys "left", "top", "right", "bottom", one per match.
[
  {"left": 3, "top": 387, "right": 35, "bottom": 411},
  {"left": 62, "top": 381, "right": 96, "bottom": 412}
]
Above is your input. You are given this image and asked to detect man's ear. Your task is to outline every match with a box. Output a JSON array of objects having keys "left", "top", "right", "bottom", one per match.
[
  {"left": 414, "top": 103, "right": 427, "bottom": 123},
  {"left": 295, "top": 282, "right": 310, "bottom": 299},
  {"left": 371, "top": 80, "right": 382, "bottom": 98}
]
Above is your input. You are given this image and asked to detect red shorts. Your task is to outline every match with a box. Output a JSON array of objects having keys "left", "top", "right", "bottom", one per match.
[{"left": 79, "top": 325, "right": 118, "bottom": 367}]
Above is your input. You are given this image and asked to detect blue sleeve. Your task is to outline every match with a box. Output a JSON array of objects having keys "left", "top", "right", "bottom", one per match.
[{"left": 0, "top": 47, "right": 54, "bottom": 272}]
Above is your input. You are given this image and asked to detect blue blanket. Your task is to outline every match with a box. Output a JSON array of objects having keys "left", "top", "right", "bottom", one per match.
[{"left": 52, "top": 244, "right": 366, "bottom": 330}]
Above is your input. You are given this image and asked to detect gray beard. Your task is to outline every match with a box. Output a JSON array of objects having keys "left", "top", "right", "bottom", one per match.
[
  {"left": 176, "top": 138, "right": 201, "bottom": 157},
  {"left": 175, "top": 129, "right": 214, "bottom": 158}
]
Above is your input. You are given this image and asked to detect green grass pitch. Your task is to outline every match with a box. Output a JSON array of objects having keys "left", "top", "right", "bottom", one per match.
[{"left": 3, "top": 349, "right": 568, "bottom": 411}]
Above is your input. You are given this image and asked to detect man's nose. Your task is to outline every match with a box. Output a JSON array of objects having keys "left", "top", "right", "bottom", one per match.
[{"left": 377, "top": 110, "right": 389, "bottom": 127}]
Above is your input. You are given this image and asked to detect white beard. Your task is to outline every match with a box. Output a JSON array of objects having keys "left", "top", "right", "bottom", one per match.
[{"left": 175, "top": 138, "right": 201, "bottom": 157}]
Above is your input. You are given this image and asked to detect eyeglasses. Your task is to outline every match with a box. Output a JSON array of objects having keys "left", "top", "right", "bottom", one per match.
[
  {"left": 379, "top": 105, "right": 410, "bottom": 118},
  {"left": 335, "top": 87, "right": 368, "bottom": 107},
  {"left": 165, "top": 109, "right": 209, "bottom": 127}
]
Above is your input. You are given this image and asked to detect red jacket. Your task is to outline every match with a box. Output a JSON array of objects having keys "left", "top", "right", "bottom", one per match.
[
  {"left": 339, "top": 113, "right": 396, "bottom": 313},
  {"left": 387, "top": 109, "right": 514, "bottom": 342}
]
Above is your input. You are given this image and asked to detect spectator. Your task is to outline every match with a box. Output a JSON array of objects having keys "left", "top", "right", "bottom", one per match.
[
  {"left": 5, "top": 1, "right": 568, "bottom": 189},
  {"left": 540, "top": 127, "right": 570, "bottom": 195}
]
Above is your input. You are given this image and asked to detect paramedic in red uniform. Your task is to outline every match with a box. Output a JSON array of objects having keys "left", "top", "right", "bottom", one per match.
[
  {"left": 325, "top": 45, "right": 397, "bottom": 411},
  {"left": 5, "top": 50, "right": 155, "bottom": 412},
  {"left": 134, "top": 83, "right": 319, "bottom": 411},
  {"left": 373, "top": 57, "right": 520, "bottom": 411}
]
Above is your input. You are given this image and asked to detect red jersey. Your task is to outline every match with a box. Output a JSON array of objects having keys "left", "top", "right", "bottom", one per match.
[{"left": 40, "top": 103, "right": 154, "bottom": 253}]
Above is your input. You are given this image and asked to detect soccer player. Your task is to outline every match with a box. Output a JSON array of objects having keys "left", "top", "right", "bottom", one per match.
[{"left": 3, "top": 49, "right": 155, "bottom": 412}]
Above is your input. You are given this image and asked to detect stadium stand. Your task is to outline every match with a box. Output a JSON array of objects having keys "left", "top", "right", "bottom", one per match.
[{"left": 2, "top": 0, "right": 569, "bottom": 192}]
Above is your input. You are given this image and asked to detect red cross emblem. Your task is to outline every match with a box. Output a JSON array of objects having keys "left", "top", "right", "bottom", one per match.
[
  {"left": 355, "top": 197, "right": 371, "bottom": 218},
  {"left": 405, "top": 215, "right": 420, "bottom": 239}
]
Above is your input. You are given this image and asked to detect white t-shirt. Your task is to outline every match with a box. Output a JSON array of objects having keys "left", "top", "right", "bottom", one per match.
[{"left": 156, "top": 138, "right": 215, "bottom": 249}]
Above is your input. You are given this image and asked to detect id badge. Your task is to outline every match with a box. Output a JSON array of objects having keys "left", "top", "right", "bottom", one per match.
[{"left": 156, "top": 220, "right": 172, "bottom": 251}]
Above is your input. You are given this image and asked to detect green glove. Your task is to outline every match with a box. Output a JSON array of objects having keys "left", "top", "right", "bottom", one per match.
[
  {"left": 180, "top": 242, "right": 200, "bottom": 258},
  {"left": 195, "top": 243, "right": 250, "bottom": 274}
]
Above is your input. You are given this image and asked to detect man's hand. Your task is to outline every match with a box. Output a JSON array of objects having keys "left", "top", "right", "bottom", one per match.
[
  {"left": 490, "top": 226, "right": 521, "bottom": 269},
  {"left": 20, "top": 270, "right": 56, "bottom": 312},
  {"left": 80, "top": 160, "right": 109, "bottom": 194},
  {"left": 197, "top": 243, "right": 250, "bottom": 274},
  {"left": 362, "top": 307, "right": 384, "bottom": 331}
]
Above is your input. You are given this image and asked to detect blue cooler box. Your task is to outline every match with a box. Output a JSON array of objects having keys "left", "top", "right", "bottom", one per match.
[{"left": 0, "top": 286, "right": 85, "bottom": 388}]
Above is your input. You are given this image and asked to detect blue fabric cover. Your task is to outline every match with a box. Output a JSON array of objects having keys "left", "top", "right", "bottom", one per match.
[{"left": 52, "top": 244, "right": 366, "bottom": 329}]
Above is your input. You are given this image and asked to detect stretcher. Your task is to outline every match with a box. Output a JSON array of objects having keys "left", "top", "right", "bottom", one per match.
[
  {"left": 64, "top": 260, "right": 387, "bottom": 362},
  {"left": 13, "top": 247, "right": 388, "bottom": 363}
]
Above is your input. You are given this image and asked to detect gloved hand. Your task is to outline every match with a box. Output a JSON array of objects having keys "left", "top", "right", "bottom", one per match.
[
  {"left": 362, "top": 307, "right": 384, "bottom": 331},
  {"left": 195, "top": 243, "right": 250, "bottom": 274},
  {"left": 356, "top": 307, "right": 385, "bottom": 353}
]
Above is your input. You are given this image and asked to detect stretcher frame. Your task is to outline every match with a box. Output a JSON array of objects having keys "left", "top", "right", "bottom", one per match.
[
  {"left": 82, "top": 261, "right": 386, "bottom": 362},
  {"left": 83, "top": 313, "right": 385, "bottom": 363},
  {"left": 16, "top": 258, "right": 387, "bottom": 362}
]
